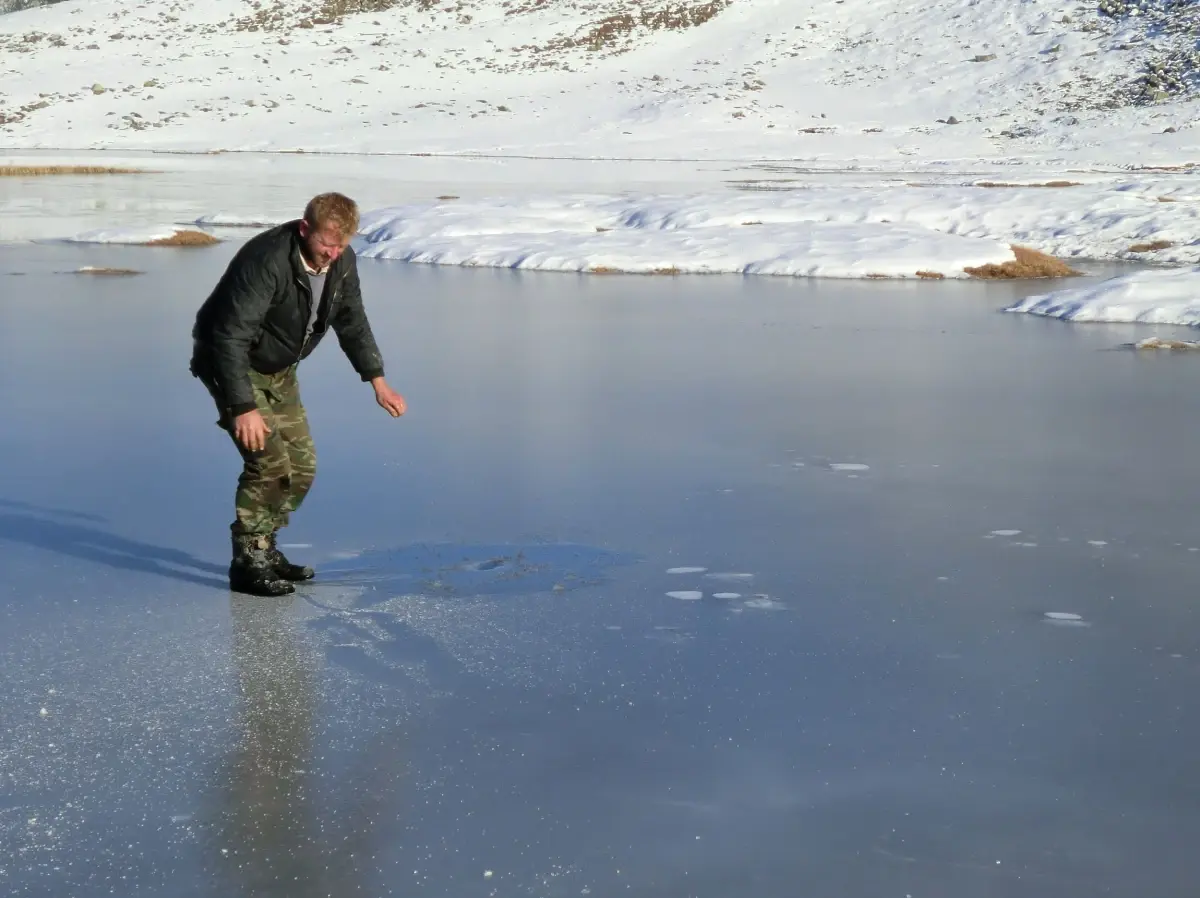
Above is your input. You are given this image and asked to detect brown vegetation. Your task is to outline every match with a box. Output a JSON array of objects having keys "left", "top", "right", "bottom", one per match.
[
  {"left": 234, "top": 0, "right": 418, "bottom": 32},
  {"left": 536, "top": 0, "right": 730, "bottom": 56},
  {"left": 964, "top": 245, "right": 1081, "bottom": 279},
  {"left": 74, "top": 267, "right": 142, "bottom": 276},
  {"left": 0, "top": 165, "right": 144, "bottom": 176},
  {"left": 141, "top": 230, "right": 220, "bottom": 247},
  {"left": 973, "top": 180, "right": 1082, "bottom": 188},
  {"left": 915, "top": 270, "right": 946, "bottom": 279},
  {"left": 1128, "top": 239, "right": 1174, "bottom": 252},
  {"left": 584, "top": 265, "right": 681, "bottom": 275},
  {"left": 1135, "top": 337, "right": 1200, "bottom": 350},
  {"left": 1131, "top": 163, "right": 1197, "bottom": 172}
]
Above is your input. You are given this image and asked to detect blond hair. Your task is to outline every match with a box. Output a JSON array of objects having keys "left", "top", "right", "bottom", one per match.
[{"left": 303, "top": 192, "right": 359, "bottom": 238}]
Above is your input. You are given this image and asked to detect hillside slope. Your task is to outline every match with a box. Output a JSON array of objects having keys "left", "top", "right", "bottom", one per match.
[{"left": 0, "top": 0, "right": 1197, "bottom": 167}]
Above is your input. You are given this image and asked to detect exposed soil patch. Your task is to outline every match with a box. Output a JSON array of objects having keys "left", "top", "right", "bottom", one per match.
[{"left": 1128, "top": 239, "right": 1174, "bottom": 252}]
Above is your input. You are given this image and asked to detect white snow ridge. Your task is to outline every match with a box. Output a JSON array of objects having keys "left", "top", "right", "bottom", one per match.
[{"left": 1008, "top": 267, "right": 1200, "bottom": 328}]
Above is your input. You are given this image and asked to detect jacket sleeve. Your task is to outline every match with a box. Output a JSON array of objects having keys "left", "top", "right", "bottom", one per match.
[
  {"left": 210, "top": 249, "right": 278, "bottom": 416},
  {"left": 330, "top": 251, "right": 386, "bottom": 382}
]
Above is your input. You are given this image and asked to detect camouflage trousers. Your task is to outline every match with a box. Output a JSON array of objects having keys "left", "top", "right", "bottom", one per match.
[{"left": 199, "top": 365, "right": 317, "bottom": 537}]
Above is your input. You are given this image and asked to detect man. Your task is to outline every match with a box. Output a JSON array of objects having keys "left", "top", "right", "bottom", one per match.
[{"left": 190, "top": 192, "right": 406, "bottom": 597}]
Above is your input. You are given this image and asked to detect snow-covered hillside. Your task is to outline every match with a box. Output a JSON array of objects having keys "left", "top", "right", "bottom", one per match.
[{"left": 0, "top": 0, "right": 1197, "bottom": 167}]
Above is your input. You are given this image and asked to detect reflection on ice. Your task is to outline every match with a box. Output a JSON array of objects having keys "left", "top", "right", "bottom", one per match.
[{"left": 200, "top": 595, "right": 407, "bottom": 897}]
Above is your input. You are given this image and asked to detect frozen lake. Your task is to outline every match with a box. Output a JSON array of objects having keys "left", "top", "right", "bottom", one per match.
[{"left": 3, "top": 241, "right": 1200, "bottom": 897}]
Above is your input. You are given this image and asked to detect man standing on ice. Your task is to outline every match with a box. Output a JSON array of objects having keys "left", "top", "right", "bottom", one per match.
[{"left": 190, "top": 192, "right": 406, "bottom": 596}]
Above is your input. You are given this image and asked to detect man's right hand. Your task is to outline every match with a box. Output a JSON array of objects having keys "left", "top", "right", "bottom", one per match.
[{"left": 232, "top": 409, "right": 270, "bottom": 452}]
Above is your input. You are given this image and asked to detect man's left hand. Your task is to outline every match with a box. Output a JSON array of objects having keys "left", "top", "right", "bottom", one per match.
[{"left": 372, "top": 378, "right": 407, "bottom": 417}]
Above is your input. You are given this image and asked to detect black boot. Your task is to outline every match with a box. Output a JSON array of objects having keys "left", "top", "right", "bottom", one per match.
[
  {"left": 265, "top": 531, "right": 315, "bottom": 581},
  {"left": 230, "top": 533, "right": 295, "bottom": 596}
]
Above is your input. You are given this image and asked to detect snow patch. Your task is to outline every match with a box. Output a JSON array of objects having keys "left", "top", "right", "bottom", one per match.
[
  {"left": 1044, "top": 611, "right": 1092, "bottom": 627},
  {"left": 743, "top": 596, "right": 786, "bottom": 611},
  {"left": 63, "top": 226, "right": 188, "bottom": 245},
  {"left": 1008, "top": 267, "right": 1200, "bottom": 327},
  {"left": 357, "top": 198, "right": 1018, "bottom": 280}
]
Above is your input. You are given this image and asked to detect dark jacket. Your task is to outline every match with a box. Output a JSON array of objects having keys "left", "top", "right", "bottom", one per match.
[{"left": 190, "top": 220, "right": 385, "bottom": 417}]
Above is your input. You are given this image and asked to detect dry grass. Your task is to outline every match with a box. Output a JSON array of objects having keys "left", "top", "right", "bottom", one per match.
[
  {"left": 0, "top": 165, "right": 144, "bottom": 176},
  {"left": 74, "top": 266, "right": 142, "bottom": 276},
  {"left": 964, "top": 245, "right": 1081, "bottom": 279},
  {"left": 1158, "top": 196, "right": 1180, "bottom": 202},
  {"left": 865, "top": 273, "right": 894, "bottom": 279},
  {"left": 1131, "top": 163, "right": 1197, "bottom": 172},
  {"left": 234, "top": 0, "right": 414, "bottom": 32},
  {"left": 140, "top": 230, "right": 220, "bottom": 247},
  {"left": 585, "top": 265, "right": 681, "bottom": 275},
  {"left": 973, "top": 180, "right": 1082, "bottom": 188},
  {"left": 1129, "top": 240, "right": 1174, "bottom": 252},
  {"left": 436, "top": 194, "right": 460, "bottom": 200},
  {"left": 538, "top": 0, "right": 730, "bottom": 56},
  {"left": 1134, "top": 337, "right": 1200, "bottom": 350},
  {"left": 915, "top": 270, "right": 946, "bottom": 279}
]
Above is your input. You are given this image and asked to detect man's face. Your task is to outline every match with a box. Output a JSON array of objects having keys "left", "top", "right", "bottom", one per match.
[{"left": 299, "top": 219, "right": 350, "bottom": 269}]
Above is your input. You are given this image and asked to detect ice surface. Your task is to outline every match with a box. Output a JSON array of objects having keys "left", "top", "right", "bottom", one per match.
[{"left": 3, "top": 243, "right": 1200, "bottom": 896}]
